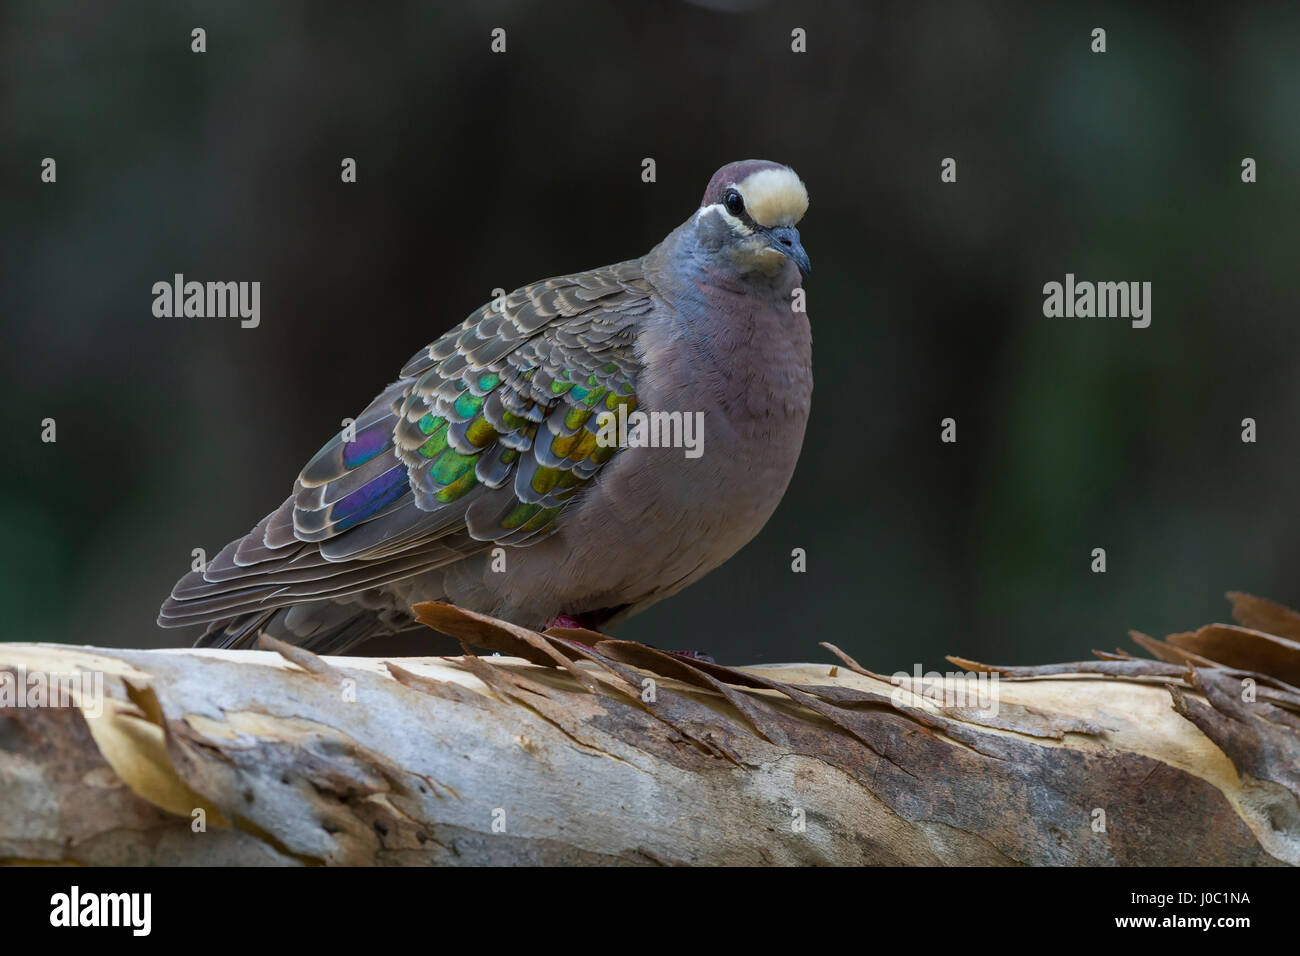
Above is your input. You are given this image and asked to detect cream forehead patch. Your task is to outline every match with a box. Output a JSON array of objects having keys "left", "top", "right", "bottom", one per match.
[{"left": 735, "top": 168, "right": 808, "bottom": 227}]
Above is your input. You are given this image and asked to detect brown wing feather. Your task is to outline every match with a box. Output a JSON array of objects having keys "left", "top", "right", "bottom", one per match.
[{"left": 159, "top": 259, "right": 651, "bottom": 630}]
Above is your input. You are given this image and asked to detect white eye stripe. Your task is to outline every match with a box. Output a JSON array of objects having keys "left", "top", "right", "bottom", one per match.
[{"left": 697, "top": 202, "right": 754, "bottom": 236}]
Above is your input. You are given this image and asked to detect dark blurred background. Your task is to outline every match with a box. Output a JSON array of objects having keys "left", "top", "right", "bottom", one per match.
[{"left": 3, "top": 1, "right": 1298, "bottom": 669}]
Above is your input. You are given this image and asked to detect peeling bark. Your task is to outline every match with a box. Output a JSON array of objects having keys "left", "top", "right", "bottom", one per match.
[{"left": 1, "top": 593, "right": 1297, "bottom": 865}]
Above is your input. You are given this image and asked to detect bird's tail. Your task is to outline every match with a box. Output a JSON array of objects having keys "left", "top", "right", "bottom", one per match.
[{"left": 194, "top": 602, "right": 414, "bottom": 655}]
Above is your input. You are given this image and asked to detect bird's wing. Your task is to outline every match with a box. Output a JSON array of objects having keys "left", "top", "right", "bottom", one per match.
[{"left": 159, "top": 258, "right": 651, "bottom": 628}]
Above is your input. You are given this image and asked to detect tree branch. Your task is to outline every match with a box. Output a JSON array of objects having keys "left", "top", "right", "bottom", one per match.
[{"left": 2, "top": 594, "right": 1297, "bottom": 865}]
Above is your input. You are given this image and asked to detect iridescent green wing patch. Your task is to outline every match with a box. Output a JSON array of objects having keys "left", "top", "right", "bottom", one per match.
[{"left": 390, "top": 260, "right": 649, "bottom": 545}]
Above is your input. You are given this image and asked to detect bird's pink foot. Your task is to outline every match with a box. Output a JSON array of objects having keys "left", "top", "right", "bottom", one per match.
[
  {"left": 546, "top": 613, "right": 590, "bottom": 631},
  {"left": 544, "top": 613, "right": 601, "bottom": 651}
]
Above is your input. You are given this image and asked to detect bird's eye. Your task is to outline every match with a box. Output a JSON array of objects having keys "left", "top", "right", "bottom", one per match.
[{"left": 723, "top": 189, "right": 745, "bottom": 216}]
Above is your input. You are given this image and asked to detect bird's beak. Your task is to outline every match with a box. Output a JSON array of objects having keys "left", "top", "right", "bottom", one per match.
[{"left": 767, "top": 225, "right": 811, "bottom": 278}]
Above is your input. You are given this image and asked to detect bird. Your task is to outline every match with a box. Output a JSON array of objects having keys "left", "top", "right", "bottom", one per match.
[{"left": 159, "top": 160, "right": 813, "bottom": 654}]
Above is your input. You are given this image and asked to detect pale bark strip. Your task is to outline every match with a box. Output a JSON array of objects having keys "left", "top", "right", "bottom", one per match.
[{"left": 0, "top": 594, "right": 1296, "bottom": 865}]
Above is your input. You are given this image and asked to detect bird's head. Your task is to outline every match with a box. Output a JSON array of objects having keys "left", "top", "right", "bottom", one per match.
[{"left": 693, "top": 160, "right": 810, "bottom": 281}]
